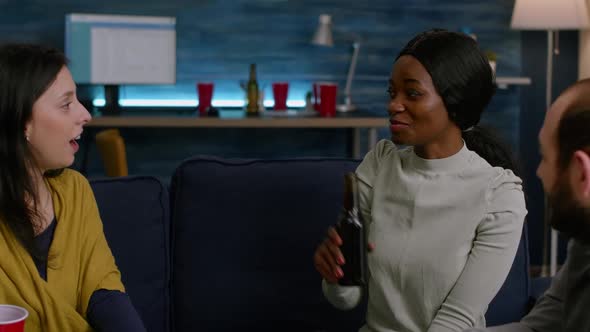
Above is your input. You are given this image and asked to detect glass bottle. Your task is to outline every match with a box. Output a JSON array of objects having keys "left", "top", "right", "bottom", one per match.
[
  {"left": 246, "top": 63, "right": 259, "bottom": 115},
  {"left": 336, "top": 172, "right": 367, "bottom": 286}
]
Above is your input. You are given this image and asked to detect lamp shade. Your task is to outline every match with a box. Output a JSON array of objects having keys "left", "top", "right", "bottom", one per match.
[
  {"left": 511, "top": 0, "right": 590, "bottom": 30},
  {"left": 312, "top": 14, "right": 334, "bottom": 47}
]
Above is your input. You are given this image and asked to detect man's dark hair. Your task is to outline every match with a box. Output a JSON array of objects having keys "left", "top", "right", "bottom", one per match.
[{"left": 557, "top": 108, "right": 590, "bottom": 170}]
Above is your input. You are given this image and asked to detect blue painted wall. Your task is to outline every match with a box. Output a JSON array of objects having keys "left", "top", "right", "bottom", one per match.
[
  {"left": 0, "top": 0, "right": 524, "bottom": 154},
  {"left": 1, "top": 0, "right": 577, "bottom": 266},
  {"left": 1, "top": 0, "right": 521, "bottom": 111}
]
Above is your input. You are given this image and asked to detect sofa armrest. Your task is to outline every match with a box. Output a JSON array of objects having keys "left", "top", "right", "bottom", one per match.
[
  {"left": 528, "top": 276, "right": 552, "bottom": 310},
  {"left": 91, "top": 176, "right": 171, "bottom": 332},
  {"left": 531, "top": 277, "right": 552, "bottom": 300}
]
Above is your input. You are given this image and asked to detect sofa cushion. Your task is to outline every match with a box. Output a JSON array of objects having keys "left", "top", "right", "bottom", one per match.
[
  {"left": 170, "top": 157, "right": 364, "bottom": 332},
  {"left": 485, "top": 225, "right": 530, "bottom": 326},
  {"left": 90, "top": 176, "right": 170, "bottom": 332}
]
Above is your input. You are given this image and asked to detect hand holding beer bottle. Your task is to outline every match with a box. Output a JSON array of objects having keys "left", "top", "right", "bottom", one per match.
[{"left": 313, "top": 173, "right": 373, "bottom": 285}]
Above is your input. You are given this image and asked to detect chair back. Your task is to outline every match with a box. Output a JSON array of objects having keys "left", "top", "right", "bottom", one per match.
[{"left": 95, "top": 129, "right": 128, "bottom": 177}]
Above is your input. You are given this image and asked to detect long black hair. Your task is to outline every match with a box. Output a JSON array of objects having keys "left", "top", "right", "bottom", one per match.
[
  {"left": 397, "top": 29, "right": 521, "bottom": 177},
  {"left": 0, "top": 43, "right": 67, "bottom": 260}
]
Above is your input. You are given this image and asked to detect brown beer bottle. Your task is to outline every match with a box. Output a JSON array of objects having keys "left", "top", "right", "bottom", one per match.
[{"left": 336, "top": 172, "right": 367, "bottom": 286}]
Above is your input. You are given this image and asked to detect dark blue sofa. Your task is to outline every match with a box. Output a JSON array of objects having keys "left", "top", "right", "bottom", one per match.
[{"left": 89, "top": 156, "right": 547, "bottom": 332}]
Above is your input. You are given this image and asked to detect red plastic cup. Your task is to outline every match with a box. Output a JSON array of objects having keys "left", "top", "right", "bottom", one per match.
[
  {"left": 272, "top": 82, "right": 289, "bottom": 111},
  {"left": 197, "top": 82, "right": 214, "bottom": 116},
  {"left": 0, "top": 305, "right": 28, "bottom": 332},
  {"left": 319, "top": 83, "right": 338, "bottom": 117}
]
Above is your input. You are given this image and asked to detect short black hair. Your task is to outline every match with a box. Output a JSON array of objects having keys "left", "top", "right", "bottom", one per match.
[{"left": 557, "top": 108, "right": 590, "bottom": 170}]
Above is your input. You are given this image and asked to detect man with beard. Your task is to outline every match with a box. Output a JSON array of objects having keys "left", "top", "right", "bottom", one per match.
[{"left": 465, "top": 79, "right": 590, "bottom": 331}]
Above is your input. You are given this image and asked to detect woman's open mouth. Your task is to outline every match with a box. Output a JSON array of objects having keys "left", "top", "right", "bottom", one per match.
[{"left": 69, "top": 135, "right": 81, "bottom": 153}]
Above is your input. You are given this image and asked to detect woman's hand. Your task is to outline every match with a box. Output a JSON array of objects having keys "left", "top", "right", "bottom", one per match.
[
  {"left": 313, "top": 227, "right": 345, "bottom": 284},
  {"left": 314, "top": 227, "right": 376, "bottom": 284}
]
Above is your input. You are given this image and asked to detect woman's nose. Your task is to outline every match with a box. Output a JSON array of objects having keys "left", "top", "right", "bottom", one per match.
[
  {"left": 388, "top": 100, "right": 405, "bottom": 114},
  {"left": 79, "top": 103, "right": 92, "bottom": 124}
]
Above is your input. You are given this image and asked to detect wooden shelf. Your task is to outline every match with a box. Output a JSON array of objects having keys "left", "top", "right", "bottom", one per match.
[{"left": 86, "top": 114, "right": 387, "bottom": 128}]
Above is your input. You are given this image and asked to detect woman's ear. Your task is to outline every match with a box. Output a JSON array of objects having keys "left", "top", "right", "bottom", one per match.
[
  {"left": 573, "top": 150, "right": 590, "bottom": 198},
  {"left": 24, "top": 121, "right": 33, "bottom": 142}
]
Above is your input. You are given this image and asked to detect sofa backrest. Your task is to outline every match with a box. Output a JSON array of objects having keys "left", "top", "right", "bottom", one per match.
[
  {"left": 89, "top": 158, "right": 532, "bottom": 331},
  {"left": 169, "top": 156, "right": 533, "bottom": 331},
  {"left": 485, "top": 226, "right": 530, "bottom": 326},
  {"left": 90, "top": 176, "right": 171, "bottom": 332},
  {"left": 170, "top": 157, "right": 364, "bottom": 332}
]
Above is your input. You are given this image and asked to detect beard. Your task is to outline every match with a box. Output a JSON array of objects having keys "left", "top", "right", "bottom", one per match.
[{"left": 548, "top": 176, "right": 590, "bottom": 244}]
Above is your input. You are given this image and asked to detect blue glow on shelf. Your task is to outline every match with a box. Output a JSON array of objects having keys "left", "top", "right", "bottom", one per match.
[
  {"left": 89, "top": 80, "right": 313, "bottom": 109},
  {"left": 93, "top": 99, "right": 106, "bottom": 107},
  {"left": 92, "top": 99, "right": 306, "bottom": 108}
]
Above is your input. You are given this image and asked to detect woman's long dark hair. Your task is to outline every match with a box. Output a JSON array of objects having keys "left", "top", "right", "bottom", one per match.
[
  {"left": 397, "top": 29, "right": 521, "bottom": 177},
  {"left": 0, "top": 43, "right": 67, "bottom": 260}
]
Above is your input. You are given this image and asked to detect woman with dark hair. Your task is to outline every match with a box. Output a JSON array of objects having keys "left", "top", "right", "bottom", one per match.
[
  {"left": 0, "top": 43, "right": 145, "bottom": 331},
  {"left": 313, "top": 30, "right": 527, "bottom": 331}
]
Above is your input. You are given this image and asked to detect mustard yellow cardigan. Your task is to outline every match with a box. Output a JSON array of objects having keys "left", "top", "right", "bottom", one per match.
[{"left": 0, "top": 169, "right": 125, "bottom": 331}]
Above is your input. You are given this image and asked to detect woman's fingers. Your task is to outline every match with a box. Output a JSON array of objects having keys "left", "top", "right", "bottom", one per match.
[
  {"left": 327, "top": 226, "right": 342, "bottom": 246},
  {"left": 325, "top": 238, "right": 345, "bottom": 265},
  {"left": 314, "top": 233, "right": 345, "bottom": 282},
  {"left": 314, "top": 249, "right": 341, "bottom": 283},
  {"left": 316, "top": 226, "right": 375, "bottom": 284}
]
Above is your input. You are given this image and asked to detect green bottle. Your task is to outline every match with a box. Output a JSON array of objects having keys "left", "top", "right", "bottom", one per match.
[{"left": 246, "top": 64, "right": 259, "bottom": 115}]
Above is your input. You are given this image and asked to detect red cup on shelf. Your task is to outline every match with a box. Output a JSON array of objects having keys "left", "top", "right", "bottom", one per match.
[
  {"left": 272, "top": 82, "right": 289, "bottom": 111},
  {"left": 319, "top": 82, "right": 338, "bottom": 117},
  {"left": 0, "top": 305, "right": 28, "bottom": 332},
  {"left": 197, "top": 82, "right": 214, "bottom": 116}
]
